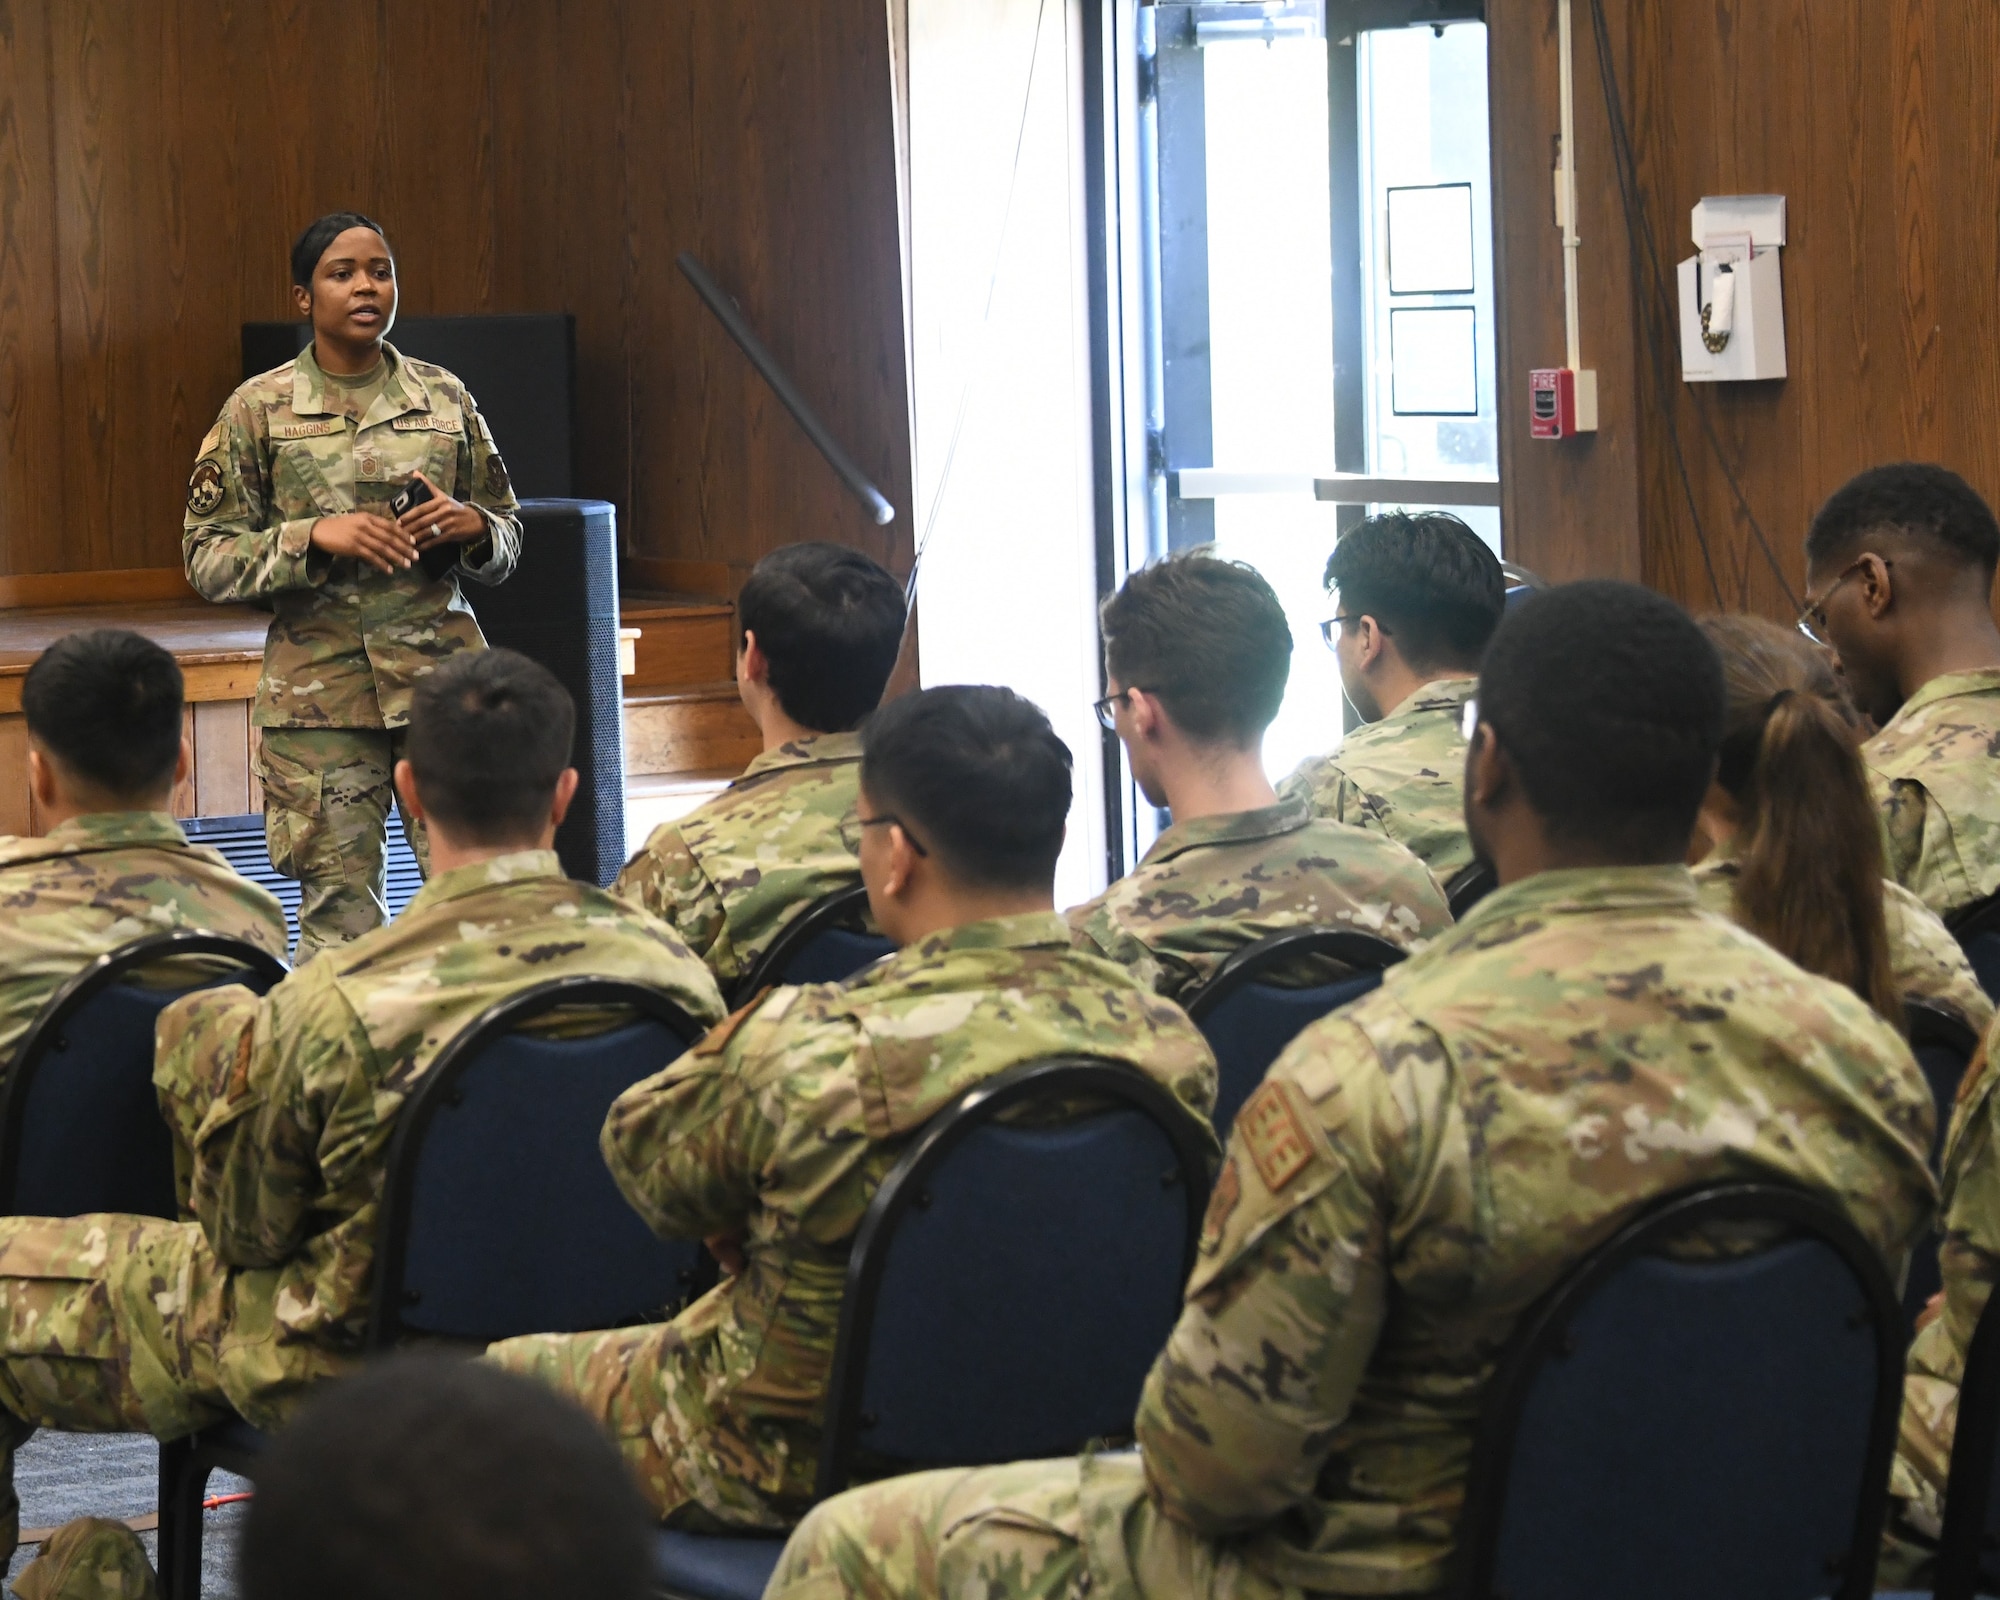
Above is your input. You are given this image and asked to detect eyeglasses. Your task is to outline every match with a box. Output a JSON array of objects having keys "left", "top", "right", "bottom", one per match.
[
  {"left": 838, "top": 811, "right": 928, "bottom": 857},
  {"left": 1318, "top": 612, "right": 1391, "bottom": 651},
  {"left": 1093, "top": 686, "right": 1164, "bottom": 732},
  {"left": 1797, "top": 556, "right": 1887, "bottom": 645}
]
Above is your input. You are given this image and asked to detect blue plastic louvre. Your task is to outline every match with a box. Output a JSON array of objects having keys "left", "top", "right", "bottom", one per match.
[
  {"left": 395, "top": 1018, "right": 699, "bottom": 1340},
  {"left": 183, "top": 812, "right": 423, "bottom": 955}
]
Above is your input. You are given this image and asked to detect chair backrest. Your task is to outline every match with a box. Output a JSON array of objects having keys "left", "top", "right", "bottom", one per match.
[
  {"left": 1451, "top": 1182, "right": 1905, "bottom": 1600},
  {"left": 733, "top": 882, "right": 893, "bottom": 1005},
  {"left": 815, "top": 1056, "right": 1214, "bottom": 1499},
  {"left": 1948, "top": 890, "right": 2000, "bottom": 1004},
  {"left": 0, "top": 931, "right": 288, "bottom": 1220},
  {"left": 1903, "top": 1000, "right": 1981, "bottom": 1330},
  {"left": 1446, "top": 859, "right": 1498, "bottom": 921},
  {"left": 1934, "top": 1277, "right": 2000, "bottom": 1600},
  {"left": 1184, "top": 928, "right": 1406, "bottom": 1138},
  {"left": 365, "top": 976, "right": 710, "bottom": 1347}
]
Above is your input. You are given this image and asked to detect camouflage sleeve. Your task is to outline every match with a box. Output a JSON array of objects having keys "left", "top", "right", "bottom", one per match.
[
  {"left": 1134, "top": 1018, "right": 1407, "bottom": 1533},
  {"left": 1901, "top": 1037, "right": 2000, "bottom": 1511},
  {"left": 1877, "top": 773, "right": 1929, "bottom": 896},
  {"left": 598, "top": 995, "right": 803, "bottom": 1240},
  {"left": 1886, "top": 881, "right": 1995, "bottom": 1037},
  {"left": 612, "top": 827, "right": 728, "bottom": 966},
  {"left": 157, "top": 972, "right": 368, "bottom": 1267},
  {"left": 453, "top": 390, "right": 522, "bottom": 588},
  {"left": 182, "top": 393, "right": 329, "bottom": 601}
]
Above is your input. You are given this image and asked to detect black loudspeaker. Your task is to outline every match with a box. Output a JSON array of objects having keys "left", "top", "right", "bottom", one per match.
[
  {"left": 466, "top": 499, "right": 626, "bottom": 887},
  {"left": 241, "top": 315, "right": 575, "bottom": 498}
]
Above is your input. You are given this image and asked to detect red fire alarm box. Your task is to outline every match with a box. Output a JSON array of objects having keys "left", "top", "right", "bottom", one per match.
[{"left": 1530, "top": 368, "right": 1575, "bottom": 438}]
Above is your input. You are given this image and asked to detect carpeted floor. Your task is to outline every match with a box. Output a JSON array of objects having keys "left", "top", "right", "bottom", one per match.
[{"left": 3, "top": 1432, "right": 248, "bottom": 1598}]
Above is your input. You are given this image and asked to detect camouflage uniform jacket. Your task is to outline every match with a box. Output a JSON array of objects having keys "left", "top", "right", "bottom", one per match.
[
  {"left": 1692, "top": 854, "right": 1994, "bottom": 1037},
  {"left": 149, "top": 851, "right": 725, "bottom": 1428},
  {"left": 1896, "top": 1014, "right": 2000, "bottom": 1536},
  {"left": 1133, "top": 866, "right": 1935, "bottom": 1595},
  {"left": 1066, "top": 794, "right": 1451, "bottom": 1002},
  {"left": 598, "top": 912, "right": 1218, "bottom": 1524},
  {"left": 613, "top": 733, "right": 863, "bottom": 988},
  {"left": 1865, "top": 666, "right": 2000, "bottom": 917},
  {"left": 0, "top": 812, "right": 288, "bottom": 1068},
  {"left": 1279, "top": 676, "right": 1476, "bottom": 882},
  {"left": 182, "top": 341, "right": 523, "bottom": 729}
]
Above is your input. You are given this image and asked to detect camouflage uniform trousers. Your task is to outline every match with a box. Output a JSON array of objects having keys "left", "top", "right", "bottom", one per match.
[
  {"left": 0, "top": 1216, "right": 301, "bottom": 1581},
  {"left": 257, "top": 727, "right": 432, "bottom": 961},
  {"left": 768, "top": 1452, "right": 1302, "bottom": 1600},
  {"left": 487, "top": 1321, "right": 809, "bottom": 1530}
]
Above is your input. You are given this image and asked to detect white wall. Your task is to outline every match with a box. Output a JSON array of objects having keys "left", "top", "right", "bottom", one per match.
[{"left": 906, "top": 0, "right": 1108, "bottom": 909}]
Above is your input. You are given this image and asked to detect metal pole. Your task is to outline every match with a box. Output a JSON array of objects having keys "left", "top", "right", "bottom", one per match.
[{"left": 676, "top": 253, "right": 897, "bottom": 527}]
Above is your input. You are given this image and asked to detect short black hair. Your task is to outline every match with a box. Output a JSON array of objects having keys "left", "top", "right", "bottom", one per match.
[
  {"left": 1325, "top": 511, "right": 1506, "bottom": 672},
  {"left": 739, "top": 543, "right": 907, "bottom": 732},
  {"left": 240, "top": 1355, "right": 652, "bottom": 1600},
  {"left": 1101, "top": 552, "right": 1291, "bottom": 747},
  {"left": 405, "top": 650, "right": 575, "bottom": 845},
  {"left": 291, "top": 211, "right": 391, "bottom": 288},
  {"left": 1478, "top": 580, "right": 1724, "bottom": 858},
  {"left": 1805, "top": 462, "right": 2000, "bottom": 575},
  {"left": 861, "top": 686, "right": 1071, "bottom": 891},
  {"left": 21, "top": 630, "right": 184, "bottom": 798}
]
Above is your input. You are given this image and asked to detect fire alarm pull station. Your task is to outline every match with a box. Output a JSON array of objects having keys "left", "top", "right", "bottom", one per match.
[{"left": 1529, "top": 367, "right": 1598, "bottom": 440}]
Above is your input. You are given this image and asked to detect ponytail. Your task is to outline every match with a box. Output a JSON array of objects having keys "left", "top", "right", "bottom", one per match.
[{"left": 1729, "top": 689, "right": 1901, "bottom": 1024}]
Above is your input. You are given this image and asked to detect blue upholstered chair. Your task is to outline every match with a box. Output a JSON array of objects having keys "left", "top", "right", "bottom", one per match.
[
  {"left": 1904, "top": 999, "right": 1983, "bottom": 1330},
  {"left": 732, "top": 882, "right": 893, "bottom": 1005},
  {"left": 653, "top": 1055, "right": 1215, "bottom": 1600},
  {"left": 1183, "top": 926, "right": 1407, "bottom": 1137},
  {"left": 1448, "top": 1181, "right": 1906, "bottom": 1600},
  {"left": 1445, "top": 859, "right": 1499, "bottom": 921},
  {"left": 0, "top": 930, "right": 288, "bottom": 1221},
  {"left": 157, "top": 975, "right": 710, "bottom": 1600},
  {"left": 1948, "top": 891, "right": 2000, "bottom": 1005}
]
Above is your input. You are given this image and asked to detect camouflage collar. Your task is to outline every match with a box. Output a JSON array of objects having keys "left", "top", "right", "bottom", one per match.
[
  {"left": 886, "top": 910, "right": 1072, "bottom": 969},
  {"left": 1141, "top": 793, "right": 1312, "bottom": 866},
  {"left": 291, "top": 340, "right": 432, "bottom": 427},
  {"left": 398, "top": 849, "right": 566, "bottom": 918},
  {"left": 1393, "top": 675, "right": 1478, "bottom": 719},
  {"left": 1450, "top": 863, "right": 1700, "bottom": 934},
  {"left": 0, "top": 810, "right": 191, "bottom": 867},
  {"left": 1878, "top": 665, "right": 2000, "bottom": 733},
  {"left": 732, "top": 731, "right": 864, "bottom": 791}
]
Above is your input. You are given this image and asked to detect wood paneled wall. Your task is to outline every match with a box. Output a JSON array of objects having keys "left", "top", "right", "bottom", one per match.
[
  {"left": 1492, "top": 0, "right": 2000, "bottom": 618},
  {"left": 0, "top": 0, "right": 912, "bottom": 588}
]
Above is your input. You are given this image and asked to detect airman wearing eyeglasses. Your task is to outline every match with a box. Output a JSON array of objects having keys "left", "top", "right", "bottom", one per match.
[
  {"left": 1072, "top": 554, "right": 1450, "bottom": 1000},
  {"left": 1802, "top": 463, "right": 2000, "bottom": 919},
  {"left": 490, "top": 685, "right": 1217, "bottom": 1536},
  {"left": 1279, "top": 511, "right": 1505, "bottom": 889}
]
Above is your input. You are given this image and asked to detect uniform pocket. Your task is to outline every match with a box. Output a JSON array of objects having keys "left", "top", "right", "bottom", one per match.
[{"left": 254, "top": 736, "right": 325, "bottom": 877}]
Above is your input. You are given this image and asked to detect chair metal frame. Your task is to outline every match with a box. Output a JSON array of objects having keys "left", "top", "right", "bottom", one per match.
[
  {"left": 812, "top": 1055, "right": 1215, "bottom": 1499},
  {"left": 1448, "top": 1180, "right": 1906, "bottom": 1600},
  {"left": 1182, "top": 926, "right": 1407, "bottom": 1025},
  {"left": 160, "top": 975, "right": 709, "bottom": 1600},
  {"left": 0, "top": 929, "right": 288, "bottom": 1215},
  {"left": 1444, "top": 860, "right": 1498, "bottom": 922},
  {"left": 732, "top": 881, "right": 883, "bottom": 1006},
  {"left": 1934, "top": 1275, "right": 2000, "bottom": 1600}
]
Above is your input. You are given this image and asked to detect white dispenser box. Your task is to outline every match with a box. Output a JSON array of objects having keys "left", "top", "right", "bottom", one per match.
[{"left": 1678, "top": 194, "right": 1787, "bottom": 382}]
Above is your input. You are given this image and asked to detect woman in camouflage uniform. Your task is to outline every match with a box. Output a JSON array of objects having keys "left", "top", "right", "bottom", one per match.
[{"left": 182, "top": 212, "right": 522, "bottom": 959}]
